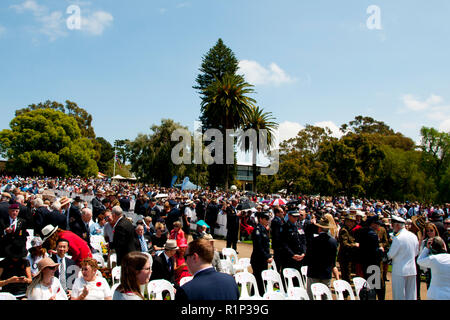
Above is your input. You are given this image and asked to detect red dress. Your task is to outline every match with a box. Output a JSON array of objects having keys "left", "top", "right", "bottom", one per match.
[
  {"left": 169, "top": 229, "right": 186, "bottom": 244},
  {"left": 58, "top": 230, "right": 92, "bottom": 265},
  {"left": 174, "top": 251, "right": 191, "bottom": 285}
]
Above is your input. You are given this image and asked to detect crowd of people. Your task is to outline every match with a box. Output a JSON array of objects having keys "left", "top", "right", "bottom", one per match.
[{"left": 0, "top": 175, "right": 449, "bottom": 300}]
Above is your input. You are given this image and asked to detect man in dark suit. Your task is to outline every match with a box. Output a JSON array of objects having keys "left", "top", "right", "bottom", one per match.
[
  {"left": 68, "top": 196, "right": 84, "bottom": 238},
  {"left": 15, "top": 194, "right": 34, "bottom": 230},
  {"left": 0, "top": 203, "right": 29, "bottom": 257},
  {"left": 270, "top": 206, "right": 285, "bottom": 273},
  {"left": 280, "top": 210, "right": 307, "bottom": 272},
  {"left": 150, "top": 239, "right": 178, "bottom": 283},
  {"left": 225, "top": 199, "right": 240, "bottom": 251},
  {"left": 119, "top": 194, "right": 131, "bottom": 212},
  {"left": 165, "top": 200, "right": 181, "bottom": 233},
  {"left": 51, "top": 238, "right": 78, "bottom": 295},
  {"left": 110, "top": 206, "right": 137, "bottom": 266},
  {"left": 175, "top": 238, "right": 239, "bottom": 300},
  {"left": 251, "top": 211, "right": 273, "bottom": 294},
  {"left": 205, "top": 199, "right": 220, "bottom": 237},
  {"left": 91, "top": 191, "right": 106, "bottom": 221},
  {"left": 304, "top": 216, "right": 338, "bottom": 299}
]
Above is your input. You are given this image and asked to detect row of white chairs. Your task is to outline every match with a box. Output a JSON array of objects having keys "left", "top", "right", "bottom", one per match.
[{"left": 234, "top": 269, "right": 369, "bottom": 300}]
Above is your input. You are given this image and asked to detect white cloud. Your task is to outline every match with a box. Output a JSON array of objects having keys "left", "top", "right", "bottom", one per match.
[
  {"left": 81, "top": 11, "right": 113, "bottom": 36},
  {"left": 0, "top": 25, "right": 6, "bottom": 37},
  {"left": 238, "top": 60, "right": 295, "bottom": 86},
  {"left": 314, "top": 121, "right": 343, "bottom": 138},
  {"left": 400, "top": 93, "right": 450, "bottom": 133},
  {"left": 10, "top": 0, "right": 113, "bottom": 40},
  {"left": 273, "top": 121, "right": 304, "bottom": 146}
]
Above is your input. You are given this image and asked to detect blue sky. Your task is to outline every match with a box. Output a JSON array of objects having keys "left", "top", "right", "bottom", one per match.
[{"left": 1, "top": 0, "right": 450, "bottom": 154}]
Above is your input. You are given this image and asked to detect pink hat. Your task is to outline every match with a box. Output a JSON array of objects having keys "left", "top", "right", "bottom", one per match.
[{"left": 177, "top": 238, "right": 188, "bottom": 248}]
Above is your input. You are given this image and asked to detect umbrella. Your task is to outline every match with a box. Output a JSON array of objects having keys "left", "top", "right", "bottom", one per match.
[
  {"left": 269, "top": 198, "right": 286, "bottom": 206},
  {"left": 237, "top": 201, "right": 257, "bottom": 210}
]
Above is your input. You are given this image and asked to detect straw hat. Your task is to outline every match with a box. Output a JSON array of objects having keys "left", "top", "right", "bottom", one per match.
[
  {"left": 59, "top": 196, "right": 71, "bottom": 207},
  {"left": 412, "top": 215, "right": 426, "bottom": 230},
  {"left": 41, "top": 224, "right": 59, "bottom": 243},
  {"left": 164, "top": 239, "right": 179, "bottom": 251},
  {"left": 35, "top": 257, "right": 59, "bottom": 277},
  {"left": 314, "top": 217, "right": 331, "bottom": 229}
]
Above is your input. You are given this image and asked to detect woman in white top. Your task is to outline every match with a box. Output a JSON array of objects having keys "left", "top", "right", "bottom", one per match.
[
  {"left": 71, "top": 257, "right": 112, "bottom": 300},
  {"left": 113, "top": 252, "right": 152, "bottom": 300},
  {"left": 26, "top": 257, "right": 68, "bottom": 300},
  {"left": 417, "top": 236, "right": 450, "bottom": 300},
  {"left": 26, "top": 236, "right": 49, "bottom": 278}
]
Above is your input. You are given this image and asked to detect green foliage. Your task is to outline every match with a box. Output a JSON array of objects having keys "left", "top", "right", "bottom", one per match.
[
  {"left": 95, "top": 137, "right": 114, "bottom": 173},
  {"left": 0, "top": 108, "right": 98, "bottom": 177}
]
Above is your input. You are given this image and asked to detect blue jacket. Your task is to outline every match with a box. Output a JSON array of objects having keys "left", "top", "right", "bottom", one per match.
[{"left": 175, "top": 267, "right": 239, "bottom": 300}]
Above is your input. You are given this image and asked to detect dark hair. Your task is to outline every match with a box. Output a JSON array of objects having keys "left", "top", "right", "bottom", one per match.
[
  {"left": 430, "top": 236, "right": 447, "bottom": 254},
  {"left": 56, "top": 238, "right": 70, "bottom": 247},
  {"left": 187, "top": 239, "right": 214, "bottom": 263}
]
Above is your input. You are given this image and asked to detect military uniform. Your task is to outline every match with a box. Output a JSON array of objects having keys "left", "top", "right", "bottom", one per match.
[
  {"left": 280, "top": 219, "right": 307, "bottom": 272},
  {"left": 270, "top": 215, "right": 284, "bottom": 273},
  {"left": 337, "top": 224, "right": 358, "bottom": 283},
  {"left": 251, "top": 221, "right": 272, "bottom": 294}
]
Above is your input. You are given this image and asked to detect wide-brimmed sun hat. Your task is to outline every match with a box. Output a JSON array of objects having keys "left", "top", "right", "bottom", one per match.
[
  {"left": 41, "top": 224, "right": 59, "bottom": 242},
  {"left": 35, "top": 257, "right": 59, "bottom": 277},
  {"left": 164, "top": 239, "right": 179, "bottom": 251}
]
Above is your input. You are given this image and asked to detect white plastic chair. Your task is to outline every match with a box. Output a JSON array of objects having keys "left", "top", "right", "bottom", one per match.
[
  {"left": 92, "top": 253, "right": 105, "bottom": 268},
  {"left": 287, "top": 287, "right": 310, "bottom": 300},
  {"left": 108, "top": 253, "right": 117, "bottom": 268},
  {"left": 283, "top": 268, "right": 305, "bottom": 290},
  {"left": 352, "top": 277, "right": 367, "bottom": 299},
  {"left": 220, "top": 259, "right": 234, "bottom": 275},
  {"left": 234, "top": 272, "right": 262, "bottom": 300},
  {"left": 111, "top": 266, "right": 121, "bottom": 285},
  {"left": 263, "top": 291, "right": 285, "bottom": 300},
  {"left": 333, "top": 280, "right": 356, "bottom": 300},
  {"left": 234, "top": 257, "right": 251, "bottom": 273},
  {"left": 147, "top": 279, "right": 175, "bottom": 300},
  {"left": 222, "top": 248, "right": 239, "bottom": 273},
  {"left": 261, "top": 269, "right": 285, "bottom": 295},
  {"left": 179, "top": 276, "right": 193, "bottom": 286},
  {"left": 0, "top": 292, "right": 17, "bottom": 300},
  {"left": 268, "top": 259, "right": 277, "bottom": 271},
  {"left": 310, "top": 283, "right": 333, "bottom": 300},
  {"left": 300, "top": 265, "right": 308, "bottom": 285}
]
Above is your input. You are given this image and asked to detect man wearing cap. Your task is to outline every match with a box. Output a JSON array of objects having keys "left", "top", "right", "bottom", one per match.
[
  {"left": 251, "top": 211, "right": 273, "bottom": 294},
  {"left": 304, "top": 216, "right": 338, "bottom": 299},
  {"left": 337, "top": 213, "right": 359, "bottom": 283},
  {"left": 150, "top": 239, "right": 178, "bottom": 284},
  {"left": 165, "top": 199, "right": 181, "bottom": 233},
  {"left": 225, "top": 199, "right": 241, "bottom": 252},
  {"left": 280, "top": 210, "right": 307, "bottom": 273},
  {"left": 0, "top": 203, "right": 29, "bottom": 257},
  {"left": 387, "top": 215, "right": 419, "bottom": 300},
  {"left": 359, "top": 215, "right": 386, "bottom": 300}
]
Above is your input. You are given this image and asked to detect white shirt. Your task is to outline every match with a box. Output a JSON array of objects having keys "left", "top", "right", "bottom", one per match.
[
  {"left": 387, "top": 228, "right": 419, "bottom": 276},
  {"left": 27, "top": 277, "right": 68, "bottom": 300},
  {"left": 417, "top": 248, "right": 450, "bottom": 300},
  {"left": 72, "top": 275, "right": 112, "bottom": 300}
]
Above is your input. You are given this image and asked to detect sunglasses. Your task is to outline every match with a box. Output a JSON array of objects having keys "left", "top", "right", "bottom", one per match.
[{"left": 46, "top": 266, "right": 58, "bottom": 270}]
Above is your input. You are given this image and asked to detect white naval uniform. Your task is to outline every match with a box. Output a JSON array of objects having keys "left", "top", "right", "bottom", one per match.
[{"left": 387, "top": 227, "right": 419, "bottom": 300}]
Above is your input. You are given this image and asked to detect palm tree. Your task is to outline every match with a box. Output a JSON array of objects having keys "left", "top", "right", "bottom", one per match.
[
  {"left": 201, "top": 73, "right": 256, "bottom": 190},
  {"left": 238, "top": 106, "right": 278, "bottom": 192}
]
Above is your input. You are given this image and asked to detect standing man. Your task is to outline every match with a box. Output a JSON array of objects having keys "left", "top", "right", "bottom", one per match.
[
  {"left": 337, "top": 213, "right": 359, "bottom": 283},
  {"left": 182, "top": 200, "right": 195, "bottom": 236},
  {"left": 225, "top": 199, "right": 241, "bottom": 252},
  {"left": 110, "top": 206, "right": 137, "bottom": 266},
  {"left": 0, "top": 203, "right": 29, "bottom": 257},
  {"left": 387, "top": 215, "right": 419, "bottom": 300},
  {"left": 280, "top": 210, "right": 307, "bottom": 273},
  {"left": 91, "top": 191, "right": 106, "bottom": 221},
  {"left": 304, "top": 216, "right": 338, "bottom": 299},
  {"left": 250, "top": 211, "right": 273, "bottom": 295},
  {"left": 51, "top": 238, "right": 77, "bottom": 295},
  {"left": 175, "top": 238, "right": 239, "bottom": 300},
  {"left": 205, "top": 198, "right": 220, "bottom": 237},
  {"left": 270, "top": 206, "right": 285, "bottom": 273}
]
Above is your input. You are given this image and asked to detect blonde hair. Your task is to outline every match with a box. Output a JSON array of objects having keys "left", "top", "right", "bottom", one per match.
[{"left": 324, "top": 213, "right": 338, "bottom": 238}]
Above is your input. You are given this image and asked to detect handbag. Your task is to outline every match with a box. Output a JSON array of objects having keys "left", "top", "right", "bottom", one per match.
[{"left": 358, "top": 282, "right": 377, "bottom": 300}]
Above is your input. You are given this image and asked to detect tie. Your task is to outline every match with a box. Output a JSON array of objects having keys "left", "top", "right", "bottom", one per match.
[
  {"left": 139, "top": 236, "right": 147, "bottom": 252},
  {"left": 167, "top": 258, "right": 172, "bottom": 271},
  {"left": 11, "top": 220, "right": 16, "bottom": 232},
  {"left": 60, "top": 258, "right": 66, "bottom": 291}
]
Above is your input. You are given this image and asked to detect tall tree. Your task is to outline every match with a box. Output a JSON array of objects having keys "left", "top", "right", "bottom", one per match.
[
  {"left": 201, "top": 73, "right": 256, "bottom": 190},
  {"left": 195, "top": 39, "right": 241, "bottom": 190}
]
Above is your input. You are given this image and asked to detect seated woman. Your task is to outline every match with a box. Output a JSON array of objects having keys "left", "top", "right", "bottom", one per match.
[
  {"left": 26, "top": 257, "right": 68, "bottom": 300},
  {"left": 113, "top": 252, "right": 152, "bottom": 300},
  {"left": 26, "top": 236, "right": 49, "bottom": 278},
  {"left": 0, "top": 242, "right": 33, "bottom": 299},
  {"left": 173, "top": 238, "right": 192, "bottom": 285},
  {"left": 71, "top": 257, "right": 112, "bottom": 300},
  {"left": 151, "top": 222, "right": 168, "bottom": 255}
]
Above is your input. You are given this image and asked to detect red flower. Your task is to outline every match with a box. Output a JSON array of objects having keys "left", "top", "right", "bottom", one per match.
[
  {"left": 96, "top": 282, "right": 102, "bottom": 287},
  {"left": 57, "top": 287, "right": 61, "bottom": 293}
]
